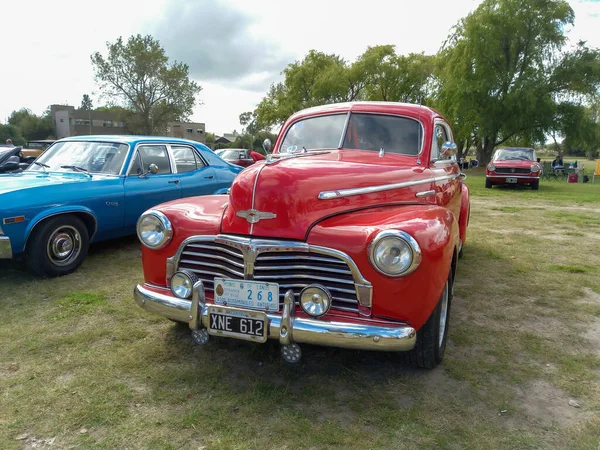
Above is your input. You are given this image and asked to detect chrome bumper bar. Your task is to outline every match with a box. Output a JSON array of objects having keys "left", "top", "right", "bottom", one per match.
[
  {"left": 134, "top": 282, "right": 416, "bottom": 352},
  {"left": 0, "top": 236, "right": 12, "bottom": 259},
  {"left": 486, "top": 175, "right": 539, "bottom": 179}
]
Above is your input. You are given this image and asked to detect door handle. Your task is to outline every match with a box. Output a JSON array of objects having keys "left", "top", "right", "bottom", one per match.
[
  {"left": 168, "top": 180, "right": 180, "bottom": 184},
  {"left": 204, "top": 175, "right": 214, "bottom": 179}
]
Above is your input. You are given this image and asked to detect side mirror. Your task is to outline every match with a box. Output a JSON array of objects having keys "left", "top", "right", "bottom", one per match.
[
  {"left": 148, "top": 164, "right": 159, "bottom": 175},
  {"left": 440, "top": 141, "right": 457, "bottom": 160},
  {"left": 537, "top": 158, "right": 541, "bottom": 163},
  {"left": 262, "top": 138, "right": 272, "bottom": 154}
]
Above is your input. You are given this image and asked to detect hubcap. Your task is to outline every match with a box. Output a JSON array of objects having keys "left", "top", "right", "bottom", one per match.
[
  {"left": 438, "top": 281, "right": 449, "bottom": 348},
  {"left": 47, "top": 226, "right": 81, "bottom": 267}
]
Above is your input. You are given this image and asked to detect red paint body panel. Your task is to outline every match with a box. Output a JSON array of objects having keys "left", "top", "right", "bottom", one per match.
[{"left": 307, "top": 204, "right": 457, "bottom": 330}]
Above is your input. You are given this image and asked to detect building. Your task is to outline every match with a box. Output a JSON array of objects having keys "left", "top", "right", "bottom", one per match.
[
  {"left": 50, "top": 105, "right": 127, "bottom": 139},
  {"left": 166, "top": 122, "right": 206, "bottom": 144}
]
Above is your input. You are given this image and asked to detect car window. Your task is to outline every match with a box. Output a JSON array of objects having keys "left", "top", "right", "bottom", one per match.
[
  {"left": 172, "top": 145, "right": 204, "bottom": 173},
  {"left": 431, "top": 124, "right": 450, "bottom": 161},
  {"left": 130, "top": 145, "right": 171, "bottom": 175},
  {"left": 279, "top": 114, "right": 347, "bottom": 153},
  {"left": 493, "top": 149, "right": 535, "bottom": 161},
  {"left": 343, "top": 114, "right": 422, "bottom": 155}
]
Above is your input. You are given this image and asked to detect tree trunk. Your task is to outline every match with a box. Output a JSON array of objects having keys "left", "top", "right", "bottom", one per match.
[{"left": 477, "top": 135, "right": 498, "bottom": 165}]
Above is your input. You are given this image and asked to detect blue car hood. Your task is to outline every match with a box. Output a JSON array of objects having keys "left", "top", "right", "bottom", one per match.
[{"left": 0, "top": 171, "right": 101, "bottom": 195}]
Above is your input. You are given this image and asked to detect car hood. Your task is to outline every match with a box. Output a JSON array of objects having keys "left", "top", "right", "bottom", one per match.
[
  {"left": 0, "top": 171, "right": 101, "bottom": 195},
  {"left": 220, "top": 149, "right": 440, "bottom": 240}
]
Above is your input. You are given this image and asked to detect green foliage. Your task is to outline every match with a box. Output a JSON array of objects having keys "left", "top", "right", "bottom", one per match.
[
  {"left": 80, "top": 94, "right": 93, "bottom": 111},
  {"left": 7, "top": 108, "right": 54, "bottom": 142},
  {"left": 90, "top": 34, "right": 202, "bottom": 135},
  {"left": 0, "top": 123, "right": 26, "bottom": 146}
]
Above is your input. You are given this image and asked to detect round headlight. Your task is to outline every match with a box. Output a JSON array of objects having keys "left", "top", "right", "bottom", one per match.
[
  {"left": 170, "top": 270, "right": 197, "bottom": 299},
  {"left": 369, "top": 230, "right": 421, "bottom": 277},
  {"left": 531, "top": 164, "right": 541, "bottom": 173},
  {"left": 136, "top": 210, "right": 172, "bottom": 249},
  {"left": 299, "top": 285, "right": 332, "bottom": 317},
  {"left": 487, "top": 163, "right": 496, "bottom": 171}
]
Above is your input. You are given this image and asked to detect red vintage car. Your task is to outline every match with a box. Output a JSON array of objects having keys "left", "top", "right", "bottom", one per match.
[
  {"left": 133, "top": 102, "right": 471, "bottom": 368},
  {"left": 485, "top": 147, "right": 541, "bottom": 189}
]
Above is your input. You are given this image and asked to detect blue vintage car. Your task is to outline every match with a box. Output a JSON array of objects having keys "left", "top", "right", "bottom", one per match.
[{"left": 0, "top": 135, "right": 243, "bottom": 276}]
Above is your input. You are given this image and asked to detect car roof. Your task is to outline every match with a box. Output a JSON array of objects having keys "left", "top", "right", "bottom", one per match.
[
  {"left": 288, "top": 101, "right": 445, "bottom": 122},
  {"left": 57, "top": 135, "right": 206, "bottom": 146}
]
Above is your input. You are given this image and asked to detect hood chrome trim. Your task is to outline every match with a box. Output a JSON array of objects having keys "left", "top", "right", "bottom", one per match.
[{"left": 318, "top": 173, "right": 459, "bottom": 200}]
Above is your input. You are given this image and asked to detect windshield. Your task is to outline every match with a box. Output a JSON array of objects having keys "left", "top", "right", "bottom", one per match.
[
  {"left": 27, "top": 141, "right": 130, "bottom": 175},
  {"left": 279, "top": 113, "right": 422, "bottom": 155},
  {"left": 219, "top": 149, "right": 246, "bottom": 159},
  {"left": 493, "top": 148, "right": 534, "bottom": 161}
]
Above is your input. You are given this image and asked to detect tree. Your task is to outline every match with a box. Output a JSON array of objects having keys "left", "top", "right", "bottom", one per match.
[
  {"left": 80, "top": 94, "right": 93, "bottom": 110},
  {"left": 7, "top": 108, "right": 54, "bottom": 142},
  {"left": 90, "top": 34, "right": 202, "bottom": 135},
  {"left": 437, "top": 0, "right": 600, "bottom": 164},
  {"left": 0, "top": 124, "right": 26, "bottom": 146}
]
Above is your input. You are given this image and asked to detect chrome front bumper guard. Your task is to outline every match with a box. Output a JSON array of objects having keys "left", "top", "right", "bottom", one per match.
[
  {"left": 134, "top": 281, "right": 416, "bottom": 352},
  {"left": 0, "top": 236, "right": 12, "bottom": 259}
]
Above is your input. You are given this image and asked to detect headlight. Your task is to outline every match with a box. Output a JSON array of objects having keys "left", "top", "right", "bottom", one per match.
[
  {"left": 531, "top": 164, "right": 541, "bottom": 173},
  {"left": 170, "top": 270, "right": 198, "bottom": 299},
  {"left": 368, "top": 230, "right": 421, "bottom": 277},
  {"left": 136, "top": 210, "right": 173, "bottom": 249},
  {"left": 487, "top": 163, "right": 496, "bottom": 171}
]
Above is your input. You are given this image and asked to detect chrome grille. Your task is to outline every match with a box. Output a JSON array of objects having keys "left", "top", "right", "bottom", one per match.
[
  {"left": 176, "top": 241, "right": 360, "bottom": 313},
  {"left": 495, "top": 167, "right": 530, "bottom": 174}
]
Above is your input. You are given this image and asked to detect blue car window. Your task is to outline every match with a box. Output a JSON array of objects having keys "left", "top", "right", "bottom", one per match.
[
  {"left": 137, "top": 145, "right": 171, "bottom": 174},
  {"left": 172, "top": 145, "right": 204, "bottom": 173}
]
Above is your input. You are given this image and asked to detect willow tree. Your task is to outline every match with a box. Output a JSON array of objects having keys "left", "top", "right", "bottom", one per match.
[{"left": 438, "top": 0, "right": 600, "bottom": 163}]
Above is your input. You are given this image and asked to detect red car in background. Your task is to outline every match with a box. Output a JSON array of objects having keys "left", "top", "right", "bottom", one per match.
[
  {"left": 485, "top": 147, "right": 541, "bottom": 190},
  {"left": 216, "top": 148, "right": 257, "bottom": 167}
]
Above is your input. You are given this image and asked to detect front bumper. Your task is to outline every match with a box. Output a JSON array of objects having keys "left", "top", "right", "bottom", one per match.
[
  {"left": 0, "top": 236, "right": 12, "bottom": 259},
  {"left": 486, "top": 174, "right": 539, "bottom": 183},
  {"left": 134, "top": 282, "right": 416, "bottom": 352}
]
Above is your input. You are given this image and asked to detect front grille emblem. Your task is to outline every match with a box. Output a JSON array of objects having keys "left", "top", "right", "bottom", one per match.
[
  {"left": 236, "top": 209, "right": 277, "bottom": 224},
  {"left": 511, "top": 168, "right": 515, "bottom": 173}
]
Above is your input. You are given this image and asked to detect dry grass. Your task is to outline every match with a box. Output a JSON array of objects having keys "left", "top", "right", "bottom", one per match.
[{"left": 1, "top": 171, "right": 600, "bottom": 449}]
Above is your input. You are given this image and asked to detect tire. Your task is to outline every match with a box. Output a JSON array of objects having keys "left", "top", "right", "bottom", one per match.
[
  {"left": 26, "top": 215, "right": 89, "bottom": 277},
  {"left": 531, "top": 180, "right": 539, "bottom": 190},
  {"left": 485, "top": 179, "right": 492, "bottom": 188},
  {"left": 401, "top": 271, "right": 453, "bottom": 369}
]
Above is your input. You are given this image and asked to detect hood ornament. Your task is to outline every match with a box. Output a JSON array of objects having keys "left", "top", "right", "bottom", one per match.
[{"left": 236, "top": 209, "right": 277, "bottom": 224}]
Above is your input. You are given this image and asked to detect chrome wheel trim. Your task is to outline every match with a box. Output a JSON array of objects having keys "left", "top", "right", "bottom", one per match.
[
  {"left": 438, "top": 281, "right": 449, "bottom": 348},
  {"left": 46, "top": 225, "right": 82, "bottom": 267}
]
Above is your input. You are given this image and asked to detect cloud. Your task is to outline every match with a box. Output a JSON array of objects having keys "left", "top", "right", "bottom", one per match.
[{"left": 148, "top": 0, "right": 292, "bottom": 91}]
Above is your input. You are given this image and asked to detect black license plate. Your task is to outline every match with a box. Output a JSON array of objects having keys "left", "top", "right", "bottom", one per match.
[{"left": 207, "top": 306, "right": 267, "bottom": 343}]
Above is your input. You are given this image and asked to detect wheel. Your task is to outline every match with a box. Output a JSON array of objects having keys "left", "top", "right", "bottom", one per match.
[
  {"left": 401, "top": 271, "right": 453, "bottom": 369},
  {"left": 531, "top": 180, "right": 539, "bottom": 190},
  {"left": 485, "top": 179, "right": 492, "bottom": 188},
  {"left": 26, "top": 215, "right": 89, "bottom": 277}
]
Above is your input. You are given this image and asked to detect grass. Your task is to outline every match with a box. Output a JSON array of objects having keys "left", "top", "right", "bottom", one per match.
[{"left": 1, "top": 170, "right": 600, "bottom": 449}]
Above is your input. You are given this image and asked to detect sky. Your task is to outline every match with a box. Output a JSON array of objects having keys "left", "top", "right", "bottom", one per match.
[{"left": 1, "top": 0, "right": 599, "bottom": 136}]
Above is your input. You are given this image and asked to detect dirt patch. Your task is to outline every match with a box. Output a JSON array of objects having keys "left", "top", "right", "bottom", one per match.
[
  {"left": 513, "top": 380, "right": 591, "bottom": 427},
  {"left": 583, "top": 320, "right": 600, "bottom": 356},
  {"left": 579, "top": 288, "right": 600, "bottom": 305}
]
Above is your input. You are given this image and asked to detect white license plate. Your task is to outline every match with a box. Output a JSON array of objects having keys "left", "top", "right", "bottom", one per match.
[
  {"left": 506, "top": 177, "right": 517, "bottom": 183},
  {"left": 207, "top": 305, "right": 267, "bottom": 342},
  {"left": 214, "top": 278, "right": 280, "bottom": 312}
]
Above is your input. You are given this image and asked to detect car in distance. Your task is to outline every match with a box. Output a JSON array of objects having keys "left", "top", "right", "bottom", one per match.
[
  {"left": 485, "top": 147, "right": 541, "bottom": 190},
  {"left": 217, "top": 148, "right": 258, "bottom": 167},
  {"left": 133, "top": 101, "right": 471, "bottom": 368},
  {"left": 0, "top": 136, "right": 243, "bottom": 277}
]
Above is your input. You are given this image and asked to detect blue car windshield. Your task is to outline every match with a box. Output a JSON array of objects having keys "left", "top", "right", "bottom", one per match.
[{"left": 27, "top": 141, "right": 130, "bottom": 175}]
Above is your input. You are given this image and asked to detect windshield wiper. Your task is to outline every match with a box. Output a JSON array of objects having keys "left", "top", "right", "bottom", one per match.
[
  {"left": 60, "top": 165, "right": 92, "bottom": 176},
  {"left": 33, "top": 161, "right": 50, "bottom": 170}
]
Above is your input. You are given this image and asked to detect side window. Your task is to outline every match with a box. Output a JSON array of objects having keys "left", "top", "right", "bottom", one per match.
[
  {"left": 134, "top": 145, "right": 171, "bottom": 174},
  {"left": 172, "top": 145, "right": 204, "bottom": 173},
  {"left": 431, "top": 124, "right": 449, "bottom": 161},
  {"left": 129, "top": 151, "right": 143, "bottom": 176}
]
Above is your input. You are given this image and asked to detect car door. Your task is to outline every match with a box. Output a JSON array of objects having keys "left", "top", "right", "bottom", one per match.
[
  {"left": 428, "top": 120, "right": 461, "bottom": 218},
  {"left": 170, "top": 144, "right": 218, "bottom": 198},
  {"left": 238, "top": 150, "right": 255, "bottom": 167},
  {"left": 123, "top": 144, "right": 182, "bottom": 228}
]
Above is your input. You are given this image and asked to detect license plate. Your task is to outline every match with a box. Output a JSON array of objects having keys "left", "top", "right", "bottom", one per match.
[
  {"left": 207, "top": 306, "right": 267, "bottom": 342},
  {"left": 506, "top": 177, "right": 517, "bottom": 183},
  {"left": 214, "top": 278, "right": 279, "bottom": 312}
]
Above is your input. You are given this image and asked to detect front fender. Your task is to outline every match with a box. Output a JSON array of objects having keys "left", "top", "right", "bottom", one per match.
[
  {"left": 307, "top": 204, "right": 459, "bottom": 331},
  {"left": 459, "top": 182, "right": 470, "bottom": 245}
]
